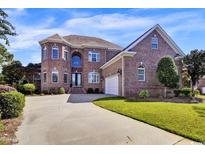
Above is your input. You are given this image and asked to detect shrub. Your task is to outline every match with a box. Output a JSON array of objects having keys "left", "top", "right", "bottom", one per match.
[
  {"left": 194, "top": 89, "right": 200, "bottom": 96},
  {"left": 0, "top": 91, "right": 25, "bottom": 119},
  {"left": 0, "top": 85, "right": 16, "bottom": 93},
  {"left": 87, "top": 88, "right": 94, "bottom": 94},
  {"left": 181, "top": 88, "right": 192, "bottom": 97},
  {"left": 173, "top": 89, "right": 181, "bottom": 97},
  {"left": 58, "top": 87, "right": 65, "bottom": 94},
  {"left": 49, "top": 88, "right": 58, "bottom": 94},
  {"left": 23, "top": 83, "right": 36, "bottom": 95},
  {"left": 94, "top": 88, "right": 99, "bottom": 93},
  {"left": 138, "top": 90, "right": 150, "bottom": 99},
  {"left": 42, "top": 89, "right": 50, "bottom": 94}
]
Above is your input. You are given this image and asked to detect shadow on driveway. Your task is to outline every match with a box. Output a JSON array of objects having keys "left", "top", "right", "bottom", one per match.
[{"left": 67, "top": 94, "right": 113, "bottom": 103}]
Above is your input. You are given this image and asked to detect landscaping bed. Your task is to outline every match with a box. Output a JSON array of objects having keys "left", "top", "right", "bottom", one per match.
[
  {"left": 0, "top": 116, "right": 22, "bottom": 144},
  {"left": 93, "top": 97, "right": 205, "bottom": 143}
]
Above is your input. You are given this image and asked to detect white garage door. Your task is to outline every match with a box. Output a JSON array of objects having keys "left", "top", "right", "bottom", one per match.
[{"left": 105, "top": 74, "right": 119, "bottom": 95}]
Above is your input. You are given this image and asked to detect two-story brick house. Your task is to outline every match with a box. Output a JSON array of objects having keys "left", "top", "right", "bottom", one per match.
[{"left": 39, "top": 24, "right": 185, "bottom": 97}]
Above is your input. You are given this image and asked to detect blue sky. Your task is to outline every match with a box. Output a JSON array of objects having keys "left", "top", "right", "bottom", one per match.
[{"left": 3, "top": 8, "right": 205, "bottom": 65}]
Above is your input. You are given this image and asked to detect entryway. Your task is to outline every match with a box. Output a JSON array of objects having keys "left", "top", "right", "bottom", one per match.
[{"left": 72, "top": 73, "right": 82, "bottom": 87}]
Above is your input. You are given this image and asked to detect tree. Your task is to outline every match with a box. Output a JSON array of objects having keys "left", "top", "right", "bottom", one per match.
[
  {"left": 156, "top": 56, "right": 179, "bottom": 97},
  {"left": 2, "top": 60, "right": 24, "bottom": 85},
  {"left": 0, "top": 9, "right": 16, "bottom": 66},
  {"left": 183, "top": 49, "right": 205, "bottom": 97}
]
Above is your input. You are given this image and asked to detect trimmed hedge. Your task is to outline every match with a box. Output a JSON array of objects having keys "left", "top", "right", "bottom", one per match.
[
  {"left": 23, "top": 83, "right": 36, "bottom": 95},
  {"left": 0, "top": 85, "right": 16, "bottom": 93},
  {"left": 0, "top": 91, "right": 25, "bottom": 119},
  {"left": 58, "top": 87, "right": 65, "bottom": 94},
  {"left": 139, "top": 90, "right": 150, "bottom": 99}
]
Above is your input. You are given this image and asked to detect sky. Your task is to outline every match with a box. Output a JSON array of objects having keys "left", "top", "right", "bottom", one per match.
[{"left": 2, "top": 8, "right": 205, "bottom": 66}]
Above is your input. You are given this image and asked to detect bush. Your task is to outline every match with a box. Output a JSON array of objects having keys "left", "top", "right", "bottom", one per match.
[
  {"left": 0, "top": 91, "right": 25, "bottom": 119},
  {"left": 23, "top": 83, "right": 36, "bottom": 95},
  {"left": 87, "top": 88, "right": 94, "bottom": 94},
  {"left": 42, "top": 89, "right": 50, "bottom": 95},
  {"left": 49, "top": 88, "right": 58, "bottom": 94},
  {"left": 181, "top": 88, "right": 192, "bottom": 97},
  {"left": 58, "top": 87, "right": 65, "bottom": 94},
  {"left": 138, "top": 90, "right": 150, "bottom": 99},
  {"left": 0, "top": 85, "right": 16, "bottom": 93},
  {"left": 173, "top": 89, "right": 181, "bottom": 97},
  {"left": 194, "top": 89, "right": 200, "bottom": 96},
  {"left": 94, "top": 88, "right": 99, "bottom": 93}
]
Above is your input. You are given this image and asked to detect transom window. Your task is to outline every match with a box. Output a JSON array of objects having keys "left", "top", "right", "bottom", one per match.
[
  {"left": 138, "top": 67, "right": 145, "bottom": 81},
  {"left": 64, "top": 50, "right": 68, "bottom": 61},
  {"left": 52, "top": 46, "right": 59, "bottom": 59},
  {"left": 151, "top": 37, "right": 158, "bottom": 49},
  {"left": 88, "top": 52, "right": 100, "bottom": 62},
  {"left": 88, "top": 72, "right": 100, "bottom": 83},
  {"left": 52, "top": 71, "right": 59, "bottom": 83},
  {"left": 64, "top": 73, "right": 68, "bottom": 83},
  {"left": 42, "top": 46, "right": 47, "bottom": 60}
]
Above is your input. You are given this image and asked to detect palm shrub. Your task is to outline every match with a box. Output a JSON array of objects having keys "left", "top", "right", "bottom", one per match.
[
  {"left": 138, "top": 90, "right": 150, "bottom": 99},
  {"left": 23, "top": 83, "right": 36, "bottom": 95},
  {"left": 0, "top": 91, "right": 25, "bottom": 119}
]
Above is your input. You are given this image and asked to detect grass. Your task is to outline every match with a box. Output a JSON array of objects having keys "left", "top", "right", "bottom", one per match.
[
  {"left": 196, "top": 94, "right": 205, "bottom": 100},
  {"left": 93, "top": 97, "right": 205, "bottom": 143}
]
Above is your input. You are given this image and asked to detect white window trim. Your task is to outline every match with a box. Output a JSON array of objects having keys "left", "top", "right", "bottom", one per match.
[
  {"left": 63, "top": 73, "right": 68, "bottom": 84},
  {"left": 151, "top": 37, "right": 158, "bottom": 49},
  {"left": 88, "top": 51, "right": 100, "bottom": 62},
  {"left": 51, "top": 71, "right": 59, "bottom": 83},
  {"left": 64, "top": 50, "right": 68, "bottom": 61},
  {"left": 88, "top": 72, "right": 100, "bottom": 84},
  {"left": 52, "top": 47, "right": 59, "bottom": 60},
  {"left": 43, "top": 72, "right": 47, "bottom": 83},
  {"left": 138, "top": 67, "right": 145, "bottom": 81}
]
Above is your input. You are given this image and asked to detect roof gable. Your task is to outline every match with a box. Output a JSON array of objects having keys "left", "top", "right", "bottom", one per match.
[{"left": 123, "top": 24, "right": 185, "bottom": 56}]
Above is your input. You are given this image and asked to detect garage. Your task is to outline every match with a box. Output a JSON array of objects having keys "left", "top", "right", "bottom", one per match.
[{"left": 105, "top": 74, "right": 119, "bottom": 95}]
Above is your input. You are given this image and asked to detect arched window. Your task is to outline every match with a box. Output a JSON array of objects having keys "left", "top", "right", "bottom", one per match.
[
  {"left": 151, "top": 36, "right": 158, "bottom": 49},
  {"left": 137, "top": 66, "right": 145, "bottom": 81},
  {"left": 72, "top": 55, "right": 81, "bottom": 67},
  {"left": 52, "top": 45, "right": 59, "bottom": 60},
  {"left": 42, "top": 46, "right": 47, "bottom": 60}
]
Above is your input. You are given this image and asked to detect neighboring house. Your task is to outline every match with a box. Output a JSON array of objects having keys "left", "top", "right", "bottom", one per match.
[{"left": 39, "top": 24, "right": 185, "bottom": 97}]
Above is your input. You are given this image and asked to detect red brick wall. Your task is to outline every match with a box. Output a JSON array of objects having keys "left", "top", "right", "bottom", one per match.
[{"left": 123, "top": 29, "right": 182, "bottom": 97}]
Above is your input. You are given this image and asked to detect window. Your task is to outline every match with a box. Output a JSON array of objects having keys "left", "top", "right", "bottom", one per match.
[
  {"left": 151, "top": 37, "right": 158, "bottom": 49},
  {"left": 138, "top": 67, "right": 145, "bottom": 81},
  {"left": 52, "top": 71, "right": 59, "bottom": 83},
  {"left": 52, "top": 46, "right": 59, "bottom": 59},
  {"left": 88, "top": 72, "right": 100, "bottom": 83},
  {"left": 43, "top": 72, "right": 47, "bottom": 83},
  {"left": 64, "top": 73, "right": 68, "bottom": 83},
  {"left": 64, "top": 50, "right": 68, "bottom": 60},
  {"left": 88, "top": 52, "right": 100, "bottom": 62},
  {"left": 72, "top": 55, "right": 81, "bottom": 67},
  {"left": 42, "top": 46, "right": 47, "bottom": 60}
]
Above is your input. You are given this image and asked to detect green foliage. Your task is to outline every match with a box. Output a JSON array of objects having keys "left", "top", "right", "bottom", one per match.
[
  {"left": 181, "top": 88, "right": 192, "bottom": 97},
  {"left": 87, "top": 88, "right": 94, "bottom": 94},
  {"left": 173, "top": 89, "right": 181, "bottom": 97},
  {"left": 156, "top": 56, "right": 179, "bottom": 89},
  {"left": 58, "top": 87, "right": 65, "bottom": 94},
  {"left": 194, "top": 89, "right": 200, "bottom": 96},
  {"left": 0, "top": 91, "right": 25, "bottom": 119},
  {"left": 2, "top": 61, "right": 24, "bottom": 85},
  {"left": 94, "top": 98, "right": 205, "bottom": 142},
  {"left": 23, "top": 83, "right": 36, "bottom": 95},
  {"left": 183, "top": 50, "right": 205, "bottom": 96},
  {"left": 138, "top": 90, "right": 149, "bottom": 99}
]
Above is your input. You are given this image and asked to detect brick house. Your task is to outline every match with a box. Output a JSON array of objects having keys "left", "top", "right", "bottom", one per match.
[{"left": 39, "top": 24, "right": 185, "bottom": 97}]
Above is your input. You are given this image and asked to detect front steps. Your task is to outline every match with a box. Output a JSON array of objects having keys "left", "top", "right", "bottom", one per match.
[{"left": 69, "top": 87, "right": 86, "bottom": 94}]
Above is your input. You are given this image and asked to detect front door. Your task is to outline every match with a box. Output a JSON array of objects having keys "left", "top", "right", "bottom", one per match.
[{"left": 72, "top": 73, "right": 82, "bottom": 87}]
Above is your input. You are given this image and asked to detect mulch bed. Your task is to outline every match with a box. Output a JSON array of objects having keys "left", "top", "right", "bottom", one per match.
[{"left": 0, "top": 116, "right": 23, "bottom": 145}]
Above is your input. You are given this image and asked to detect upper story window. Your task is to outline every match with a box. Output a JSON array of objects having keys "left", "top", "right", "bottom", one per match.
[
  {"left": 88, "top": 52, "right": 100, "bottom": 62},
  {"left": 151, "top": 36, "right": 158, "bottom": 49},
  {"left": 137, "top": 66, "right": 145, "bottom": 81},
  {"left": 88, "top": 72, "right": 100, "bottom": 84},
  {"left": 42, "top": 46, "right": 47, "bottom": 60},
  {"left": 72, "top": 55, "right": 81, "bottom": 67},
  {"left": 52, "top": 70, "right": 59, "bottom": 83},
  {"left": 52, "top": 45, "right": 59, "bottom": 60},
  {"left": 64, "top": 50, "right": 69, "bottom": 61}
]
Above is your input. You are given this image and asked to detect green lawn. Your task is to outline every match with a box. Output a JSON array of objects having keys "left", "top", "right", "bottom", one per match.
[
  {"left": 93, "top": 97, "right": 205, "bottom": 143},
  {"left": 196, "top": 94, "right": 205, "bottom": 100}
]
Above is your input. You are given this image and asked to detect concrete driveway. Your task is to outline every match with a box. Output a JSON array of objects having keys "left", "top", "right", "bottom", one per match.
[{"left": 16, "top": 94, "right": 199, "bottom": 145}]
